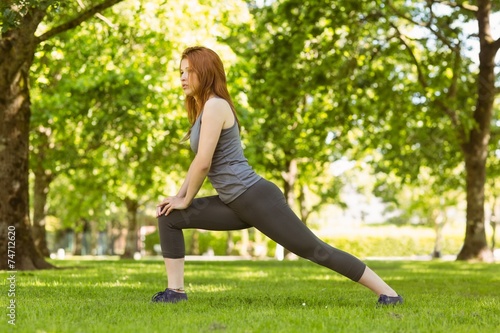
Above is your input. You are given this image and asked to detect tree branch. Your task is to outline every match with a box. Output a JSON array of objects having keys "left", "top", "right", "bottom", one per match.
[
  {"left": 388, "top": 18, "right": 464, "bottom": 131},
  {"left": 387, "top": 0, "right": 458, "bottom": 50},
  {"left": 77, "top": 0, "right": 118, "bottom": 29},
  {"left": 386, "top": 1, "right": 426, "bottom": 27},
  {"left": 493, "top": 37, "right": 500, "bottom": 52},
  {"left": 430, "top": 0, "right": 478, "bottom": 12},
  {"left": 447, "top": 45, "right": 461, "bottom": 99},
  {"left": 387, "top": 0, "right": 468, "bottom": 131},
  {"left": 434, "top": 99, "right": 461, "bottom": 130},
  {"left": 389, "top": 22, "right": 428, "bottom": 89},
  {"left": 425, "top": 1, "right": 461, "bottom": 50},
  {"left": 35, "top": 0, "right": 124, "bottom": 43}
]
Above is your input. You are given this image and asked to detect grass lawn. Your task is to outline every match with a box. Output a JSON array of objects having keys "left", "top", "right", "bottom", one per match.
[{"left": 1, "top": 258, "right": 499, "bottom": 333}]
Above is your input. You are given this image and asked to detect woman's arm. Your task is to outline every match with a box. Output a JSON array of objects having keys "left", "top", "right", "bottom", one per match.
[
  {"left": 176, "top": 169, "right": 191, "bottom": 198},
  {"left": 157, "top": 98, "right": 231, "bottom": 216}
]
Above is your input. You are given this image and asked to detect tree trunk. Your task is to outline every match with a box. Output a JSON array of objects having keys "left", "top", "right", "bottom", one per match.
[
  {"left": 32, "top": 165, "right": 53, "bottom": 257},
  {"left": 190, "top": 230, "right": 200, "bottom": 255},
  {"left": 121, "top": 198, "right": 139, "bottom": 259},
  {"left": 456, "top": 0, "right": 498, "bottom": 261},
  {"left": 432, "top": 209, "right": 445, "bottom": 259},
  {"left": 73, "top": 228, "right": 83, "bottom": 256},
  {"left": 457, "top": 151, "right": 493, "bottom": 261},
  {"left": 1, "top": 1, "right": 126, "bottom": 270},
  {"left": 282, "top": 158, "right": 298, "bottom": 209},
  {"left": 226, "top": 231, "right": 234, "bottom": 255},
  {"left": 490, "top": 196, "right": 498, "bottom": 250},
  {"left": 277, "top": 158, "right": 298, "bottom": 259},
  {"left": 298, "top": 184, "right": 311, "bottom": 225},
  {"left": 0, "top": 9, "right": 53, "bottom": 270},
  {"left": 253, "top": 229, "right": 268, "bottom": 258},
  {"left": 240, "top": 229, "right": 250, "bottom": 256},
  {"left": 107, "top": 220, "right": 119, "bottom": 255}
]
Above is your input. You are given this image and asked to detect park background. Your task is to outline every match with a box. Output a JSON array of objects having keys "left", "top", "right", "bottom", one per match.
[
  {"left": 1, "top": 0, "right": 500, "bottom": 272},
  {"left": 1, "top": 1, "right": 500, "bottom": 332}
]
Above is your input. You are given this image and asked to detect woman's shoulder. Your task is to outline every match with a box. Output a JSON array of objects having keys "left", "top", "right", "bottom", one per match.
[
  {"left": 204, "top": 97, "right": 230, "bottom": 110},
  {"left": 203, "top": 97, "right": 234, "bottom": 129},
  {"left": 203, "top": 97, "right": 232, "bottom": 118}
]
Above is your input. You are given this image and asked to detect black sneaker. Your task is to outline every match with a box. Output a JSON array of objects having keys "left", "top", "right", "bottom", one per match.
[
  {"left": 151, "top": 288, "right": 188, "bottom": 303},
  {"left": 377, "top": 294, "right": 403, "bottom": 305}
]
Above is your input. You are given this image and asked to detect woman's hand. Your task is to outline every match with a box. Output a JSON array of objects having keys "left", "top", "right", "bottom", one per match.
[{"left": 156, "top": 196, "right": 190, "bottom": 217}]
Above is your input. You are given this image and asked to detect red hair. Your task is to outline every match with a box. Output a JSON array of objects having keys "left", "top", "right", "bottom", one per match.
[{"left": 181, "top": 46, "right": 240, "bottom": 138}]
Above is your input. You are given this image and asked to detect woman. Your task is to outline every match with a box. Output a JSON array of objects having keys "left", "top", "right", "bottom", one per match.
[{"left": 152, "top": 46, "right": 403, "bottom": 305}]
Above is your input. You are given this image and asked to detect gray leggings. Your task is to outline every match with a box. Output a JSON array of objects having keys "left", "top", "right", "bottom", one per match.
[{"left": 158, "top": 178, "right": 366, "bottom": 282}]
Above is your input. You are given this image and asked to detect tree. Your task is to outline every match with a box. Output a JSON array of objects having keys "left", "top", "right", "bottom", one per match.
[
  {"left": 316, "top": 0, "right": 499, "bottom": 261},
  {"left": 239, "top": 0, "right": 499, "bottom": 262},
  {"left": 27, "top": 0, "right": 187, "bottom": 258},
  {"left": 239, "top": 0, "right": 362, "bottom": 213},
  {"left": 375, "top": 0, "right": 500, "bottom": 261},
  {"left": 27, "top": 0, "right": 253, "bottom": 259},
  {"left": 0, "top": 0, "right": 125, "bottom": 270}
]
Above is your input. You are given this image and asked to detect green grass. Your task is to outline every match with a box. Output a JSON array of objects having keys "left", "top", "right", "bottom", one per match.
[{"left": 1, "top": 259, "right": 499, "bottom": 333}]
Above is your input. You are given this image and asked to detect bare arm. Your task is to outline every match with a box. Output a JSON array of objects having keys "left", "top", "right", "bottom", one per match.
[
  {"left": 157, "top": 99, "right": 232, "bottom": 216},
  {"left": 176, "top": 170, "right": 191, "bottom": 198}
]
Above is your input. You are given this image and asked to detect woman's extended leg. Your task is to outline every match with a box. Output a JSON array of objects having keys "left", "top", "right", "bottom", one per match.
[
  {"left": 357, "top": 266, "right": 397, "bottom": 296},
  {"left": 228, "top": 179, "right": 400, "bottom": 299}
]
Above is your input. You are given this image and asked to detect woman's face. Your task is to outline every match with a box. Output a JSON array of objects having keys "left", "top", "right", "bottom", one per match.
[{"left": 180, "top": 58, "right": 199, "bottom": 97}]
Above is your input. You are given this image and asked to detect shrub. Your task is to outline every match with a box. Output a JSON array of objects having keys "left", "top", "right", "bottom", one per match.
[{"left": 145, "top": 226, "right": 464, "bottom": 258}]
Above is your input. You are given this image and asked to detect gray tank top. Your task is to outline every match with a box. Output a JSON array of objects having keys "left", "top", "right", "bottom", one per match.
[{"left": 190, "top": 110, "right": 261, "bottom": 203}]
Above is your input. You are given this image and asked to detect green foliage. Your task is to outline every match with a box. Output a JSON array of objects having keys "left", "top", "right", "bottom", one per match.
[
  {"left": 3, "top": 259, "right": 500, "bottom": 333},
  {"left": 29, "top": 0, "right": 252, "bottom": 231},
  {"left": 145, "top": 225, "right": 464, "bottom": 257},
  {"left": 229, "top": 0, "right": 369, "bottom": 212},
  {"left": 17, "top": 0, "right": 500, "bottom": 256},
  {"left": 1, "top": 0, "right": 57, "bottom": 32},
  {"left": 326, "top": 234, "right": 463, "bottom": 258},
  {"left": 31, "top": 7, "right": 162, "bottom": 222},
  {"left": 146, "top": 230, "right": 250, "bottom": 256}
]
